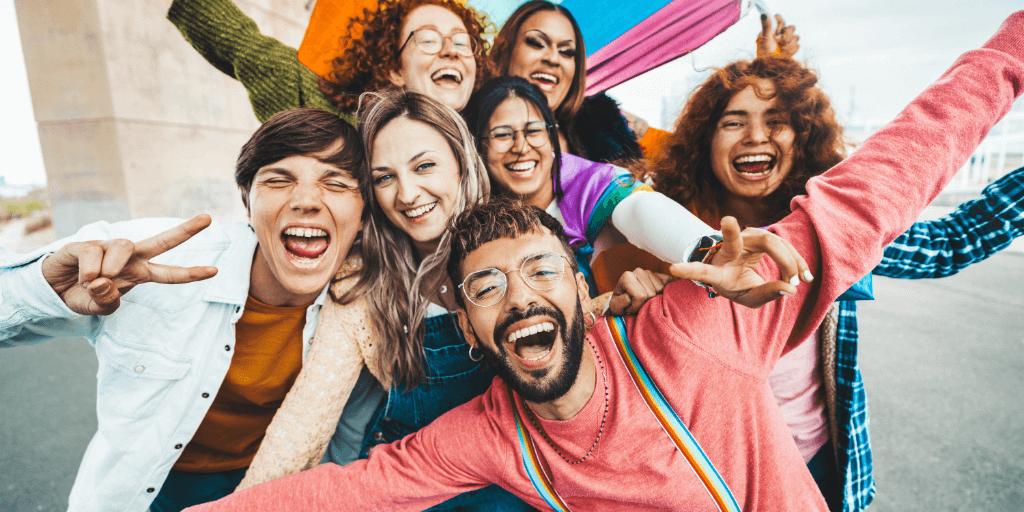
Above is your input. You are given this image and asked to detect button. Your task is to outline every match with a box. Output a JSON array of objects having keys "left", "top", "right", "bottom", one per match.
[
  {"left": 174, "top": 444, "right": 183, "bottom": 450},
  {"left": 134, "top": 365, "right": 144, "bottom": 373},
  {"left": 201, "top": 392, "right": 210, "bottom": 398},
  {"left": 224, "top": 345, "right": 231, "bottom": 351},
  {"left": 146, "top": 488, "right": 155, "bottom": 493},
  {"left": 373, "top": 431, "right": 383, "bottom": 441},
  {"left": 235, "top": 306, "right": 241, "bottom": 313}
]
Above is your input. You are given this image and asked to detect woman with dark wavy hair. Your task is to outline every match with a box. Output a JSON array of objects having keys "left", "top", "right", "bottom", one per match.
[
  {"left": 168, "top": 0, "right": 491, "bottom": 120},
  {"left": 652, "top": 56, "right": 847, "bottom": 228}
]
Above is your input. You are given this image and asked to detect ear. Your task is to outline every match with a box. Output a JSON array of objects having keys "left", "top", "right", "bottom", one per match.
[
  {"left": 389, "top": 68, "right": 406, "bottom": 87},
  {"left": 456, "top": 307, "right": 478, "bottom": 348},
  {"left": 574, "top": 271, "right": 590, "bottom": 304}
]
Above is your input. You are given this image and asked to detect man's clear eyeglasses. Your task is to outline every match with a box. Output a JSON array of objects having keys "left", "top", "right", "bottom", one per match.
[
  {"left": 459, "top": 251, "right": 570, "bottom": 308},
  {"left": 483, "top": 122, "right": 552, "bottom": 154},
  {"left": 399, "top": 29, "right": 476, "bottom": 57}
]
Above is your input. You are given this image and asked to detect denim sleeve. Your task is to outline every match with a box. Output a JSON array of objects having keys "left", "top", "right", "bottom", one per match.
[
  {"left": 874, "top": 166, "right": 1024, "bottom": 279},
  {"left": 0, "top": 258, "right": 99, "bottom": 348}
]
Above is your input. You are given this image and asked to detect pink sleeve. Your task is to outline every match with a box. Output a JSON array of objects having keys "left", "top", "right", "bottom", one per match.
[
  {"left": 657, "top": 13, "right": 1024, "bottom": 375},
  {"left": 183, "top": 390, "right": 516, "bottom": 512},
  {"left": 767, "top": 12, "right": 1024, "bottom": 357}
]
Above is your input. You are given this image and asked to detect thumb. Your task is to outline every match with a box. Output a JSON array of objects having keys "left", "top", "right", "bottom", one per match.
[
  {"left": 759, "top": 13, "right": 772, "bottom": 38},
  {"left": 668, "top": 261, "right": 720, "bottom": 284}
]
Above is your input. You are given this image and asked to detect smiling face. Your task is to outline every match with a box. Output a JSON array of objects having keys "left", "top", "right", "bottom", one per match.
[
  {"left": 483, "top": 97, "right": 554, "bottom": 208},
  {"left": 389, "top": 5, "right": 477, "bottom": 111},
  {"left": 506, "top": 10, "right": 577, "bottom": 112},
  {"left": 370, "top": 116, "right": 462, "bottom": 254},
  {"left": 457, "top": 230, "right": 589, "bottom": 403},
  {"left": 247, "top": 153, "right": 364, "bottom": 306},
  {"left": 710, "top": 80, "right": 796, "bottom": 207}
]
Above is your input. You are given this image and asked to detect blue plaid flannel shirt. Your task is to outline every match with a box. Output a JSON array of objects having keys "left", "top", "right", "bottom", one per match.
[{"left": 835, "top": 166, "right": 1024, "bottom": 512}]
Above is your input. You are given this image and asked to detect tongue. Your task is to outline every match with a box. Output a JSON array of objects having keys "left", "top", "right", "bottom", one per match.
[
  {"left": 735, "top": 162, "right": 771, "bottom": 173},
  {"left": 284, "top": 236, "right": 328, "bottom": 258}
]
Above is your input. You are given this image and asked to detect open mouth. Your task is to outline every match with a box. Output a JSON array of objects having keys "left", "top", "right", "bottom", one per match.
[
  {"left": 431, "top": 68, "right": 463, "bottom": 88},
  {"left": 505, "top": 321, "right": 557, "bottom": 363},
  {"left": 281, "top": 226, "right": 330, "bottom": 266},
  {"left": 732, "top": 154, "right": 776, "bottom": 181},
  {"left": 403, "top": 201, "right": 438, "bottom": 220},
  {"left": 529, "top": 72, "right": 559, "bottom": 91},
  {"left": 504, "top": 160, "right": 537, "bottom": 178}
]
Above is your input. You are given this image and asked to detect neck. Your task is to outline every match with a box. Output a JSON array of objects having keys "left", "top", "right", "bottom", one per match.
[
  {"left": 248, "top": 246, "right": 317, "bottom": 307},
  {"left": 526, "top": 185, "right": 555, "bottom": 210},
  {"left": 527, "top": 344, "right": 596, "bottom": 421},
  {"left": 721, "top": 194, "right": 775, "bottom": 228},
  {"left": 412, "top": 238, "right": 440, "bottom": 262}
]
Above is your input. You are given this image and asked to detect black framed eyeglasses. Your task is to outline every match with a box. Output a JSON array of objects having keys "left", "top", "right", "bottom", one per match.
[
  {"left": 482, "top": 121, "right": 552, "bottom": 154},
  {"left": 398, "top": 29, "right": 477, "bottom": 57},
  {"left": 459, "top": 251, "right": 571, "bottom": 308}
]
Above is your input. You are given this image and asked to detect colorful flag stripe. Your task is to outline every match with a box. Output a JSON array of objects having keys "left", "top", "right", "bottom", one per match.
[{"left": 509, "top": 387, "right": 572, "bottom": 512}]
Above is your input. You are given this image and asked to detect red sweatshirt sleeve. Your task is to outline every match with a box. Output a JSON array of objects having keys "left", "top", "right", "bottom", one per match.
[
  {"left": 766, "top": 12, "right": 1024, "bottom": 359},
  {"left": 183, "top": 388, "right": 519, "bottom": 511}
]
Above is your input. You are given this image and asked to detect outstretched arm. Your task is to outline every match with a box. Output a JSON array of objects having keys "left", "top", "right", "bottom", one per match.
[
  {"left": 167, "top": 0, "right": 340, "bottom": 122},
  {"left": 875, "top": 165, "right": 1024, "bottom": 279}
]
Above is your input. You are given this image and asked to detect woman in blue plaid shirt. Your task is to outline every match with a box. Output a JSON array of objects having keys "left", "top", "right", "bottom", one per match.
[{"left": 649, "top": 54, "right": 1024, "bottom": 512}]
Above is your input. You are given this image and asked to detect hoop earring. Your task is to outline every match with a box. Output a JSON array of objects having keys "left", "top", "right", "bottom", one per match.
[
  {"left": 584, "top": 310, "right": 597, "bottom": 328},
  {"left": 468, "top": 345, "right": 484, "bottom": 362}
]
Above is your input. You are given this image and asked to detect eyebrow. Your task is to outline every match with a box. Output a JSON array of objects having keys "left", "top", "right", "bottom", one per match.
[{"left": 408, "top": 150, "right": 438, "bottom": 163}]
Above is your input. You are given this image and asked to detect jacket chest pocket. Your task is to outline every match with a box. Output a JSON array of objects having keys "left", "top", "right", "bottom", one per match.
[{"left": 96, "top": 333, "right": 192, "bottom": 420}]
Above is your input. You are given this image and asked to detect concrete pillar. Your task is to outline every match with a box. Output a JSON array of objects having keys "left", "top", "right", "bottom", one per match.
[{"left": 14, "top": 0, "right": 313, "bottom": 236}]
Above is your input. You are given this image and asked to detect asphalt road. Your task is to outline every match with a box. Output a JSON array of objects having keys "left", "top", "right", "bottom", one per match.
[{"left": 1, "top": 252, "right": 1022, "bottom": 512}]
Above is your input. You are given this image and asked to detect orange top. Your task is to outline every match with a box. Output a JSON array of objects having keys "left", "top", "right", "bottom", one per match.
[
  {"left": 175, "top": 296, "right": 307, "bottom": 473},
  {"left": 638, "top": 126, "right": 672, "bottom": 163},
  {"left": 298, "top": 0, "right": 379, "bottom": 77}
]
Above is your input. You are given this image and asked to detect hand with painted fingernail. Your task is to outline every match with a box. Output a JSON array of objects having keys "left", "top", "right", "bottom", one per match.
[
  {"left": 667, "top": 216, "right": 812, "bottom": 308},
  {"left": 41, "top": 215, "right": 219, "bottom": 316}
]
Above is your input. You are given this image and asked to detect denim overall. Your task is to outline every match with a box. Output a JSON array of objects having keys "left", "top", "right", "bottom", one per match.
[{"left": 359, "top": 314, "right": 533, "bottom": 511}]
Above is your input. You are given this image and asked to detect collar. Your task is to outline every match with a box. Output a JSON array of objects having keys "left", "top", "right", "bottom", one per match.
[{"left": 202, "top": 224, "right": 258, "bottom": 306}]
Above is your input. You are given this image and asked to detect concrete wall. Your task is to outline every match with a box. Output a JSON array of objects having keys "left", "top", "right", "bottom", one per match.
[{"left": 14, "top": 0, "right": 314, "bottom": 236}]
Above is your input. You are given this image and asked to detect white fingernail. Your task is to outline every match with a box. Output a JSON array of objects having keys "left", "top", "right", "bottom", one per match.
[
  {"left": 780, "top": 290, "right": 794, "bottom": 296},
  {"left": 81, "top": 281, "right": 90, "bottom": 288},
  {"left": 803, "top": 270, "right": 814, "bottom": 281},
  {"left": 789, "top": 275, "right": 799, "bottom": 286}
]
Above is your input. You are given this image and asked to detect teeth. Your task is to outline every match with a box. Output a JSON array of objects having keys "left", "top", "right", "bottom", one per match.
[
  {"left": 403, "top": 202, "right": 438, "bottom": 218},
  {"left": 506, "top": 321, "right": 555, "bottom": 344},
  {"left": 508, "top": 161, "right": 536, "bottom": 172},
  {"left": 530, "top": 72, "right": 557, "bottom": 84},
  {"left": 734, "top": 154, "right": 772, "bottom": 163},
  {"left": 521, "top": 347, "right": 551, "bottom": 361},
  {"left": 283, "top": 227, "right": 328, "bottom": 237},
  {"left": 431, "top": 68, "right": 462, "bottom": 83}
]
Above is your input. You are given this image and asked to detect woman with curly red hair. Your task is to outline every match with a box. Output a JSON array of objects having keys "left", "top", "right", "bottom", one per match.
[{"left": 168, "top": 0, "right": 491, "bottom": 120}]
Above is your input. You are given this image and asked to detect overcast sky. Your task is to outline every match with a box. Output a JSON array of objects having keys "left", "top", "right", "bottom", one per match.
[{"left": 2, "top": 0, "right": 1021, "bottom": 187}]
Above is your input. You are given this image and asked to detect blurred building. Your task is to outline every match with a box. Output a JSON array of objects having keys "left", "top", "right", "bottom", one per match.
[{"left": 14, "top": 0, "right": 313, "bottom": 236}]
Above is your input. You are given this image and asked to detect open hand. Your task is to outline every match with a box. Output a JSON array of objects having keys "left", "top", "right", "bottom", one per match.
[
  {"left": 42, "top": 215, "right": 219, "bottom": 315},
  {"left": 607, "top": 269, "right": 674, "bottom": 316},
  {"left": 668, "top": 217, "right": 812, "bottom": 309},
  {"left": 757, "top": 14, "right": 800, "bottom": 58}
]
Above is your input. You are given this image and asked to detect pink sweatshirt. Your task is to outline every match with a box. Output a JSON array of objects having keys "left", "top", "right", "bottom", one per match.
[{"left": 186, "top": 12, "right": 1024, "bottom": 512}]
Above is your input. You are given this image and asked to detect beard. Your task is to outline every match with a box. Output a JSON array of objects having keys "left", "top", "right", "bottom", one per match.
[{"left": 476, "top": 298, "right": 587, "bottom": 404}]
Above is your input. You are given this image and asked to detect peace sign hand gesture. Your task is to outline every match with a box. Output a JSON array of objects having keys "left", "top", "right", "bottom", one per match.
[
  {"left": 41, "top": 215, "right": 219, "bottom": 316},
  {"left": 668, "top": 217, "right": 813, "bottom": 309}
]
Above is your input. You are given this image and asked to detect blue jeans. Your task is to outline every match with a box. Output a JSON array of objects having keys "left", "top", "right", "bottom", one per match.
[
  {"left": 808, "top": 442, "right": 843, "bottom": 512},
  {"left": 150, "top": 467, "right": 247, "bottom": 512},
  {"left": 360, "top": 314, "right": 533, "bottom": 512}
]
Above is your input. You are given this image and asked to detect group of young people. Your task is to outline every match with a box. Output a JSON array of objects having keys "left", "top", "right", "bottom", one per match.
[{"left": 3, "top": 1, "right": 1023, "bottom": 511}]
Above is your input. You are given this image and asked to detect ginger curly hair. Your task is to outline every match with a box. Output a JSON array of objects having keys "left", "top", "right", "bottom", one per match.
[
  {"left": 318, "top": 0, "right": 493, "bottom": 113},
  {"left": 651, "top": 57, "right": 849, "bottom": 225}
]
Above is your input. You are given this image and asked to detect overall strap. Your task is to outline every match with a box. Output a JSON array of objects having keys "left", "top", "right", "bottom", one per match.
[
  {"left": 508, "top": 387, "right": 573, "bottom": 512},
  {"left": 606, "top": 316, "right": 742, "bottom": 512}
]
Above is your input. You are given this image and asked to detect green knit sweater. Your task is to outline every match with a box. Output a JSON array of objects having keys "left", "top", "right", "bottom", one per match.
[{"left": 168, "top": 0, "right": 349, "bottom": 124}]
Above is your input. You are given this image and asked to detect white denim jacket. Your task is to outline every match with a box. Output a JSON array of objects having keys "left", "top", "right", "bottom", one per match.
[{"left": 0, "top": 218, "right": 327, "bottom": 512}]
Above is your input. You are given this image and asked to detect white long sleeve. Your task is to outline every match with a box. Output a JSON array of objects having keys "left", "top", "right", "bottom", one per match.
[{"left": 610, "top": 191, "right": 717, "bottom": 264}]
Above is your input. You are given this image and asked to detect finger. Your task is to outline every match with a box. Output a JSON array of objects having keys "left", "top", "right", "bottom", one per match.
[
  {"left": 147, "top": 263, "right": 219, "bottom": 285},
  {"left": 742, "top": 230, "right": 801, "bottom": 285},
  {"left": 609, "top": 272, "right": 641, "bottom": 315},
  {"left": 636, "top": 269, "right": 663, "bottom": 296},
  {"left": 135, "top": 215, "right": 213, "bottom": 259},
  {"left": 777, "top": 236, "right": 813, "bottom": 282},
  {"left": 627, "top": 270, "right": 658, "bottom": 314},
  {"left": 75, "top": 243, "right": 105, "bottom": 285},
  {"left": 760, "top": 13, "right": 773, "bottom": 39},
  {"left": 668, "top": 261, "right": 722, "bottom": 285},
  {"left": 87, "top": 277, "right": 123, "bottom": 307},
  {"left": 774, "top": 14, "right": 787, "bottom": 37},
  {"left": 714, "top": 217, "right": 743, "bottom": 264},
  {"left": 99, "top": 239, "right": 136, "bottom": 279},
  {"left": 733, "top": 280, "right": 798, "bottom": 309}
]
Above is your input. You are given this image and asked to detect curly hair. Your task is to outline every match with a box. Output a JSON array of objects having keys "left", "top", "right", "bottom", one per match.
[
  {"left": 650, "top": 57, "right": 849, "bottom": 225},
  {"left": 318, "top": 0, "right": 494, "bottom": 113}
]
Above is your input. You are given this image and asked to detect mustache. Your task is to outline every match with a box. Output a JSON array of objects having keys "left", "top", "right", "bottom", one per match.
[{"left": 494, "top": 305, "right": 566, "bottom": 346}]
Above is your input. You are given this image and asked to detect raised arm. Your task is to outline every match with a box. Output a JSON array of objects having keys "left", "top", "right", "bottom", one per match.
[
  {"left": 874, "top": 165, "right": 1024, "bottom": 279},
  {"left": 167, "top": 0, "right": 340, "bottom": 122}
]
